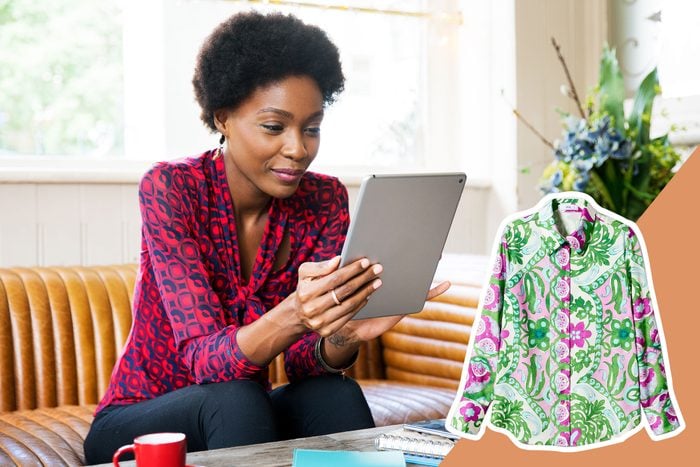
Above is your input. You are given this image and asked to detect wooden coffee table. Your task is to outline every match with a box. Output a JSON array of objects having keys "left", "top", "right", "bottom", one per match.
[{"left": 99, "top": 425, "right": 400, "bottom": 467}]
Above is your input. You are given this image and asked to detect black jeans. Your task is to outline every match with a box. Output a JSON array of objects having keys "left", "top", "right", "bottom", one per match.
[{"left": 84, "top": 375, "right": 374, "bottom": 465}]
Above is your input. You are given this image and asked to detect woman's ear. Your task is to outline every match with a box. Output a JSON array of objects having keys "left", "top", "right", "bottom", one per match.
[{"left": 213, "top": 109, "right": 230, "bottom": 135}]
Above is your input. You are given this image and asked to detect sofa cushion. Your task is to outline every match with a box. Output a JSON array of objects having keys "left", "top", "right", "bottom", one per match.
[
  {"left": 360, "top": 380, "right": 455, "bottom": 426},
  {"left": 0, "top": 405, "right": 93, "bottom": 466}
]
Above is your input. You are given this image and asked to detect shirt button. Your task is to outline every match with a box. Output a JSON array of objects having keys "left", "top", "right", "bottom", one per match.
[
  {"left": 556, "top": 247, "right": 570, "bottom": 267},
  {"left": 555, "top": 370, "right": 570, "bottom": 394}
]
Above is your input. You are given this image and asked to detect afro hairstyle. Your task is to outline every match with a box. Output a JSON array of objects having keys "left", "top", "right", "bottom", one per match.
[{"left": 192, "top": 11, "right": 345, "bottom": 132}]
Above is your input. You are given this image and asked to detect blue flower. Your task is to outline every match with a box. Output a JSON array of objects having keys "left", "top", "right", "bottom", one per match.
[
  {"left": 551, "top": 170, "right": 563, "bottom": 186},
  {"left": 573, "top": 158, "right": 594, "bottom": 173},
  {"left": 554, "top": 114, "right": 632, "bottom": 175},
  {"left": 573, "top": 176, "right": 588, "bottom": 191}
]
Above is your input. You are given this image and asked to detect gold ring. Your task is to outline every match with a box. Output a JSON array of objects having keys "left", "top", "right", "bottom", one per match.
[{"left": 331, "top": 288, "right": 342, "bottom": 306}]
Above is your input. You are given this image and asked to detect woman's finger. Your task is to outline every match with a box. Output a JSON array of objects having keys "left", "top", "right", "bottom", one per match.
[
  {"left": 315, "top": 282, "right": 379, "bottom": 337},
  {"left": 303, "top": 278, "right": 382, "bottom": 334},
  {"left": 299, "top": 257, "right": 373, "bottom": 301},
  {"left": 426, "top": 280, "right": 451, "bottom": 301},
  {"left": 314, "top": 298, "right": 367, "bottom": 338},
  {"left": 297, "top": 256, "right": 341, "bottom": 281},
  {"left": 328, "top": 263, "right": 383, "bottom": 306}
]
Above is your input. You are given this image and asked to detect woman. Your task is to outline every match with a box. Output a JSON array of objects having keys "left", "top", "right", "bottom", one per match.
[{"left": 84, "top": 11, "right": 449, "bottom": 463}]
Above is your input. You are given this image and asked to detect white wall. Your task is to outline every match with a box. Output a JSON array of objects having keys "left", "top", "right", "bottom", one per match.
[{"left": 513, "top": 0, "right": 608, "bottom": 210}]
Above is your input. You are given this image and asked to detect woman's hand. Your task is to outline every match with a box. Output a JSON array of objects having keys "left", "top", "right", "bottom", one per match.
[
  {"left": 319, "top": 280, "right": 451, "bottom": 369},
  {"left": 239, "top": 256, "right": 380, "bottom": 367},
  {"left": 333, "top": 280, "right": 452, "bottom": 343},
  {"left": 292, "top": 256, "right": 383, "bottom": 337}
]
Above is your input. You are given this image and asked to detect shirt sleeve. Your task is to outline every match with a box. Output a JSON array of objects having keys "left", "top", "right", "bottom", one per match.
[
  {"left": 626, "top": 226, "right": 683, "bottom": 438},
  {"left": 283, "top": 179, "right": 351, "bottom": 382},
  {"left": 449, "top": 226, "right": 508, "bottom": 437},
  {"left": 139, "top": 163, "right": 265, "bottom": 383}
]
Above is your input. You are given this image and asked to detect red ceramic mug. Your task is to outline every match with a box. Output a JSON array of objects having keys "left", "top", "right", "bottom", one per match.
[{"left": 113, "top": 432, "right": 186, "bottom": 467}]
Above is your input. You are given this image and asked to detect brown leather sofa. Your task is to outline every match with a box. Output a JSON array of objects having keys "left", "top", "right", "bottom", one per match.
[{"left": 0, "top": 264, "right": 481, "bottom": 466}]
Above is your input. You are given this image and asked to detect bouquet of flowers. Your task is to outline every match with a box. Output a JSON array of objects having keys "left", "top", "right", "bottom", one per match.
[{"left": 536, "top": 39, "right": 681, "bottom": 221}]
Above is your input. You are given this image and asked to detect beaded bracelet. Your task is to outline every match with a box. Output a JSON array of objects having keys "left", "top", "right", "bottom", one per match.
[{"left": 314, "top": 336, "right": 359, "bottom": 375}]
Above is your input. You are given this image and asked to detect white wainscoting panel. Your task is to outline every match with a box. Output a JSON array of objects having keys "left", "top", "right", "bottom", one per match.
[
  {"left": 37, "top": 184, "right": 82, "bottom": 266},
  {"left": 0, "top": 183, "right": 142, "bottom": 267},
  {"left": 121, "top": 185, "right": 142, "bottom": 264},
  {"left": 0, "top": 184, "right": 38, "bottom": 266}
]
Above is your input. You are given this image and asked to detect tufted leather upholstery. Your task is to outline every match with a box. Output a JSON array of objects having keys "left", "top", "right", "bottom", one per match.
[{"left": 0, "top": 263, "right": 482, "bottom": 466}]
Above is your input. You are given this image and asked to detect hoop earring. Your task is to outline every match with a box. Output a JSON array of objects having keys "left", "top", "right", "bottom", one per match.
[{"left": 214, "top": 134, "right": 225, "bottom": 160}]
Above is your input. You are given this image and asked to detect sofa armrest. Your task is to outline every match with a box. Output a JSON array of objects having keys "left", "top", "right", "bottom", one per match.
[{"left": 379, "top": 284, "right": 481, "bottom": 389}]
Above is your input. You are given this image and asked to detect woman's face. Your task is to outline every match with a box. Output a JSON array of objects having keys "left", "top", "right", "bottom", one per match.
[{"left": 215, "top": 75, "right": 324, "bottom": 201}]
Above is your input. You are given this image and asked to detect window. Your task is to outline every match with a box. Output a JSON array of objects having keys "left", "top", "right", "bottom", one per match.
[
  {"left": 0, "top": 0, "right": 123, "bottom": 158},
  {"left": 656, "top": 0, "right": 700, "bottom": 147},
  {"left": 657, "top": 0, "right": 700, "bottom": 99},
  {"left": 2, "top": 0, "right": 475, "bottom": 176},
  {"left": 143, "top": 0, "right": 463, "bottom": 173},
  {"left": 610, "top": 0, "right": 700, "bottom": 147}
]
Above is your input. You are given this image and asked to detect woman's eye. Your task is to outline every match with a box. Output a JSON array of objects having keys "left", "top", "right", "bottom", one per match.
[
  {"left": 304, "top": 127, "right": 321, "bottom": 136},
  {"left": 261, "top": 124, "right": 284, "bottom": 132}
]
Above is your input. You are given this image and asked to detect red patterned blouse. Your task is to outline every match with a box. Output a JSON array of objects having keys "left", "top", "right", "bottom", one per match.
[{"left": 95, "top": 150, "right": 349, "bottom": 414}]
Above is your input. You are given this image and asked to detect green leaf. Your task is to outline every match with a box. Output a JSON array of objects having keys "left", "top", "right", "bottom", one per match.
[
  {"left": 629, "top": 68, "right": 660, "bottom": 146},
  {"left": 610, "top": 274, "right": 623, "bottom": 309},
  {"left": 598, "top": 46, "right": 626, "bottom": 132},
  {"left": 526, "top": 355, "right": 538, "bottom": 393},
  {"left": 606, "top": 355, "right": 619, "bottom": 393},
  {"left": 588, "top": 169, "right": 617, "bottom": 212},
  {"left": 607, "top": 354, "right": 627, "bottom": 396}
]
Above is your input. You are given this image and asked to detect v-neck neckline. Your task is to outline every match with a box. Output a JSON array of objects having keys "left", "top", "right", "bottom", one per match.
[{"left": 214, "top": 152, "right": 288, "bottom": 292}]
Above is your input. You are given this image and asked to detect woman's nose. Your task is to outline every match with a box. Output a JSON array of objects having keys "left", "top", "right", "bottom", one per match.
[{"left": 281, "top": 130, "right": 308, "bottom": 160}]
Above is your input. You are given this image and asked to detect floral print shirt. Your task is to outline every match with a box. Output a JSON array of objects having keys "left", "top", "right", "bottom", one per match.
[
  {"left": 96, "top": 150, "right": 349, "bottom": 414},
  {"left": 448, "top": 193, "right": 682, "bottom": 449}
]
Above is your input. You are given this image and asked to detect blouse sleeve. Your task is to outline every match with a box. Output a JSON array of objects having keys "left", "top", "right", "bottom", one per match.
[
  {"left": 283, "top": 180, "right": 351, "bottom": 382},
  {"left": 449, "top": 226, "right": 508, "bottom": 437},
  {"left": 139, "top": 163, "right": 265, "bottom": 383},
  {"left": 626, "top": 226, "right": 683, "bottom": 438}
]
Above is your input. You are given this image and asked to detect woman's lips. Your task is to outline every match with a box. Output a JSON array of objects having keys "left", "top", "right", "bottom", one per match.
[{"left": 271, "top": 168, "right": 304, "bottom": 184}]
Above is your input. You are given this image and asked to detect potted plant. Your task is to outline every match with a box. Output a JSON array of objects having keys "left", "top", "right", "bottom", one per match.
[{"left": 533, "top": 39, "right": 681, "bottom": 221}]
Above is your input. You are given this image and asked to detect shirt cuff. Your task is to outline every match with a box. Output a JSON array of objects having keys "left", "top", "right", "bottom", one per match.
[{"left": 230, "top": 327, "right": 266, "bottom": 378}]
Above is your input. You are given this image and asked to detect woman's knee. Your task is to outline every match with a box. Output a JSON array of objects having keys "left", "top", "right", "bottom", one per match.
[
  {"left": 188, "top": 380, "right": 272, "bottom": 419},
  {"left": 272, "top": 375, "right": 375, "bottom": 437},
  {"left": 191, "top": 381, "right": 279, "bottom": 447}
]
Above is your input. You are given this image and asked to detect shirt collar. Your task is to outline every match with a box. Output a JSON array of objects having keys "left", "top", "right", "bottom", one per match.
[{"left": 534, "top": 196, "right": 598, "bottom": 255}]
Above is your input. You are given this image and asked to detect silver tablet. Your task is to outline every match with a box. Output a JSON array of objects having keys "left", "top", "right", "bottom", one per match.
[{"left": 340, "top": 173, "right": 466, "bottom": 320}]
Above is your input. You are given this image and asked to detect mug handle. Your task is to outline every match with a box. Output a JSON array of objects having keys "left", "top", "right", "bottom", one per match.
[{"left": 112, "top": 443, "right": 135, "bottom": 466}]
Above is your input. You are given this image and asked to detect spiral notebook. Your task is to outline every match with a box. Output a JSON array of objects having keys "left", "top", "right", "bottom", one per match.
[{"left": 374, "top": 426, "right": 455, "bottom": 459}]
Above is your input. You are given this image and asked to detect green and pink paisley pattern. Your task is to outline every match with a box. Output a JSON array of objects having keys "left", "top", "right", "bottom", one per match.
[{"left": 450, "top": 195, "right": 681, "bottom": 448}]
